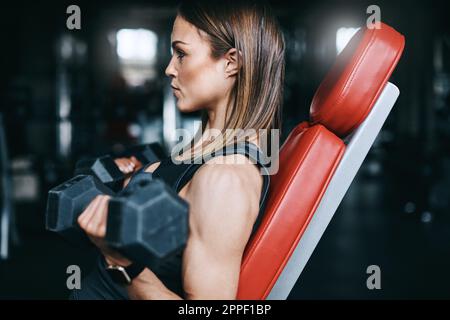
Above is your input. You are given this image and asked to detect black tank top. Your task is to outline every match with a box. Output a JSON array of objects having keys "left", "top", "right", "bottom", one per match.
[
  {"left": 74, "top": 141, "right": 270, "bottom": 299},
  {"left": 128, "top": 141, "right": 270, "bottom": 296}
]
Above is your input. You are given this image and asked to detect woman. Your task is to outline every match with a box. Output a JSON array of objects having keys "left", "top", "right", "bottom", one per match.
[{"left": 71, "top": 0, "right": 285, "bottom": 300}]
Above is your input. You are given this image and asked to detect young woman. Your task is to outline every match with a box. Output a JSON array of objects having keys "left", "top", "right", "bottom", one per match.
[{"left": 71, "top": 0, "right": 285, "bottom": 300}]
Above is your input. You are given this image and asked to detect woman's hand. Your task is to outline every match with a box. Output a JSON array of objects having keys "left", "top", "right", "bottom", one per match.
[
  {"left": 77, "top": 195, "right": 131, "bottom": 266},
  {"left": 114, "top": 156, "right": 143, "bottom": 174}
]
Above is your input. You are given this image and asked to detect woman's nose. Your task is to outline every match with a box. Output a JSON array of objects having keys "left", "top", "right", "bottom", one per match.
[{"left": 165, "top": 57, "right": 177, "bottom": 78}]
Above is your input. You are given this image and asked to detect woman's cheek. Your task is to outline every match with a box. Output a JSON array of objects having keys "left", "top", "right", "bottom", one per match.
[{"left": 176, "top": 91, "right": 193, "bottom": 112}]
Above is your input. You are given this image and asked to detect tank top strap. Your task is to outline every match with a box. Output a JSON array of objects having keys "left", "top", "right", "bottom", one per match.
[{"left": 173, "top": 141, "right": 270, "bottom": 212}]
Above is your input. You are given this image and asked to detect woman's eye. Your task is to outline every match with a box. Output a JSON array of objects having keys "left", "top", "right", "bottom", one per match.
[{"left": 176, "top": 50, "right": 185, "bottom": 61}]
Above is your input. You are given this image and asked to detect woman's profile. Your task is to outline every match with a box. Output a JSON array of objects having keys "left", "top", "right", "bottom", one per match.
[{"left": 71, "top": 0, "right": 285, "bottom": 300}]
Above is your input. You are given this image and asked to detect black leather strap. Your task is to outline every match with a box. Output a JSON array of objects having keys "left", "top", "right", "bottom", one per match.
[{"left": 125, "top": 262, "right": 146, "bottom": 280}]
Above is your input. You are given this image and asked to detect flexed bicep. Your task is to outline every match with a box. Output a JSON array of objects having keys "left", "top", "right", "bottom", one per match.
[{"left": 180, "top": 161, "right": 261, "bottom": 299}]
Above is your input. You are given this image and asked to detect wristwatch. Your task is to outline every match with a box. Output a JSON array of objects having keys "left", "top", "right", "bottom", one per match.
[{"left": 106, "top": 262, "right": 146, "bottom": 285}]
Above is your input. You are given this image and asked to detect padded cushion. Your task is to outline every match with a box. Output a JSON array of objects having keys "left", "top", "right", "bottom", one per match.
[
  {"left": 237, "top": 122, "right": 345, "bottom": 299},
  {"left": 310, "top": 22, "right": 405, "bottom": 137}
]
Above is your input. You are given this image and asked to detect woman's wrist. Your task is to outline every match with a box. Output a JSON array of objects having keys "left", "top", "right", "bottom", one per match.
[
  {"left": 127, "top": 268, "right": 183, "bottom": 300},
  {"left": 104, "top": 254, "right": 132, "bottom": 267}
]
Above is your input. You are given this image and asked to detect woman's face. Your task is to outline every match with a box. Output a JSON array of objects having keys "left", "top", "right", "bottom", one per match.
[{"left": 165, "top": 16, "right": 233, "bottom": 113}]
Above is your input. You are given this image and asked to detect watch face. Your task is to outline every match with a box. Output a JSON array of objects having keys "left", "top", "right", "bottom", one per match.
[{"left": 106, "top": 266, "right": 132, "bottom": 285}]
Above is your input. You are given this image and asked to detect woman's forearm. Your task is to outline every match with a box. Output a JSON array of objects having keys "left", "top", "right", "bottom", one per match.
[{"left": 127, "top": 268, "right": 183, "bottom": 300}]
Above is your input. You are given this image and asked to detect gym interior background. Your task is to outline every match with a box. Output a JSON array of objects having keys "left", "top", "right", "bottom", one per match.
[{"left": 0, "top": 0, "right": 449, "bottom": 299}]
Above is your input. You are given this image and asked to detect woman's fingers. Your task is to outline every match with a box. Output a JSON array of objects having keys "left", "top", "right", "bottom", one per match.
[
  {"left": 77, "top": 196, "right": 98, "bottom": 227},
  {"left": 130, "top": 156, "right": 143, "bottom": 169},
  {"left": 75, "top": 195, "right": 129, "bottom": 264},
  {"left": 78, "top": 195, "right": 105, "bottom": 234},
  {"left": 114, "top": 158, "right": 136, "bottom": 174},
  {"left": 98, "top": 196, "right": 111, "bottom": 237},
  {"left": 84, "top": 195, "right": 108, "bottom": 237},
  {"left": 86, "top": 195, "right": 110, "bottom": 238}
]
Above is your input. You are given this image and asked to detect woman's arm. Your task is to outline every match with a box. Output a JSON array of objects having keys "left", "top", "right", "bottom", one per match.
[{"left": 127, "top": 154, "right": 263, "bottom": 300}]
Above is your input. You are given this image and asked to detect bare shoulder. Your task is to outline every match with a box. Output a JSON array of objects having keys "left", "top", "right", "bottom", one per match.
[
  {"left": 191, "top": 153, "right": 263, "bottom": 204},
  {"left": 184, "top": 154, "right": 263, "bottom": 242},
  {"left": 202, "top": 153, "right": 262, "bottom": 186}
]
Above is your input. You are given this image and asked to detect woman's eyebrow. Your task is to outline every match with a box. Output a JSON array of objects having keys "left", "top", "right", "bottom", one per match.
[{"left": 171, "top": 40, "right": 189, "bottom": 49}]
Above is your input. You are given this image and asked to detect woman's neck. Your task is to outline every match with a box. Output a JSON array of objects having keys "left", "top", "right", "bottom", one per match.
[{"left": 180, "top": 97, "right": 260, "bottom": 159}]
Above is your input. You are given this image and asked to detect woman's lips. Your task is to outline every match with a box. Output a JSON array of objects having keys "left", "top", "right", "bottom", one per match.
[{"left": 172, "top": 86, "right": 180, "bottom": 97}]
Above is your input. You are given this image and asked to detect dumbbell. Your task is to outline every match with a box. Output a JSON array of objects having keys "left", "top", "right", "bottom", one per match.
[
  {"left": 46, "top": 175, "right": 115, "bottom": 246},
  {"left": 119, "top": 142, "right": 166, "bottom": 165},
  {"left": 74, "top": 143, "right": 164, "bottom": 192},
  {"left": 46, "top": 174, "right": 189, "bottom": 268},
  {"left": 107, "top": 178, "right": 189, "bottom": 268},
  {"left": 74, "top": 155, "right": 125, "bottom": 192}
]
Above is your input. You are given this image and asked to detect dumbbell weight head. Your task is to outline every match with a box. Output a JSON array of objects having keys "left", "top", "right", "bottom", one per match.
[
  {"left": 106, "top": 178, "right": 189, "bottom": 269},
  {"left": 75, "top": 155, "right": 125, "bottom": 191},
  {"left": 46, "top": 175, "right": 115, "bottom": 245}
]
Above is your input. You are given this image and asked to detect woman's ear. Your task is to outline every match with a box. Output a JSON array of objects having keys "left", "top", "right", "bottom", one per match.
[{"left": 224, "top": 48, "right": 242, "bottom": 78}]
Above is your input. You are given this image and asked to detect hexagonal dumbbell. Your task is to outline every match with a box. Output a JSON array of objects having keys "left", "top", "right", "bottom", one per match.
[
  {"left": 46, "top": 174, "right": 116, "bottom": 246},
  {"left": 74, "top": 156, "right": 125, "bottom": 192},
  {"left": 74, "top": 143, "right": 165, "bottom": 192},
  {"left": 106, "top": 178, "right": 189, "bottom": 269},
  {"left": 46, "top": 174, "right": 189, "bottom": 269}
]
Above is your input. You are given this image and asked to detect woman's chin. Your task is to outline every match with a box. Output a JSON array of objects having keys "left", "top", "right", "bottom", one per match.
[{"left": 176, "top": 101, "right": 195, "bottom": 113}]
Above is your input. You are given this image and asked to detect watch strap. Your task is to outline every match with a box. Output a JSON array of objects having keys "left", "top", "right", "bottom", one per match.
[{"left": 124, "top": 262, "right": 146, "bottom": 280}]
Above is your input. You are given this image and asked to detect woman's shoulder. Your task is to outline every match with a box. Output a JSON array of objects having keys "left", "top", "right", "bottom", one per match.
[
  {"left": 185, "top": 153, "right": 262, "bottom": 221},
  {"left": 181, "top": 155, "right": 264, "bottom": 276},
  {"left": 199, "top": 153, "right": 262, "bottom": 191}
]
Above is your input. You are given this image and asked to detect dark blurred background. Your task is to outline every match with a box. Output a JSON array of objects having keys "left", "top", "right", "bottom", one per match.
[{"left": 0, "top": 0, "right": 449, "bottom": 299}]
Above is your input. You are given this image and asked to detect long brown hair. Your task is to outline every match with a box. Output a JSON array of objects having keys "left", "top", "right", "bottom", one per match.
[{"left": 176, "top": 0, "right": 285, "bottom": 159}]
